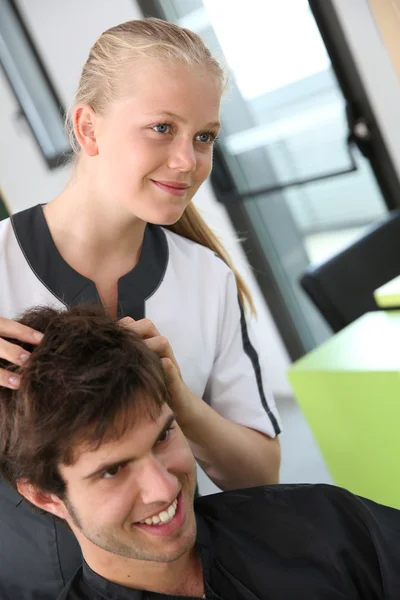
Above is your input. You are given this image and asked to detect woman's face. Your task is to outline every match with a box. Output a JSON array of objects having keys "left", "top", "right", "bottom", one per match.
[{"left": 87, "top": 61, "right": 222, "bottom": 225}]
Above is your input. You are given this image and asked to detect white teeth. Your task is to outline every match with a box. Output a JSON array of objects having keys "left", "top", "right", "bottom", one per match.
[
  {"left": 138, "top": 497, "right": 178, "bottom": 526},
  {"left": 159, "top": 510, "right": 170, "bottom": 523}
]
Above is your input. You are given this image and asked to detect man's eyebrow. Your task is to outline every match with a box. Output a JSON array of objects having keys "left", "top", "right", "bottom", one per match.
[
  {"left": 82, "top": 413, "right": 176, "bottom": 481},
  {"left": 145, "top": 110, "right": 221, "bottom": 130}
]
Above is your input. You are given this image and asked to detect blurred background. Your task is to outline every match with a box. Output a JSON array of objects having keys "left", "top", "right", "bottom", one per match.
[{"left": 1, "top": 0, "right": 400, "bottom": 494}]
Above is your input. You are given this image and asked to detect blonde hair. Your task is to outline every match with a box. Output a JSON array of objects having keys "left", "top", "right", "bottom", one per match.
[{"left": 66, "top": 18, "right": 255, "bottom": 313}]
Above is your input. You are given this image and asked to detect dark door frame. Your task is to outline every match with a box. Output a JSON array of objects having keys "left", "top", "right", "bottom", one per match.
[{"left": 309, "top": 0, "right": 400, "bottom": 212}]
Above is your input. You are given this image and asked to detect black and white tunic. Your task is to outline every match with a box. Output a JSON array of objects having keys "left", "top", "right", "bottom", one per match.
[{"left": 0, "top": 204, "right": 281, "bottom": 600}]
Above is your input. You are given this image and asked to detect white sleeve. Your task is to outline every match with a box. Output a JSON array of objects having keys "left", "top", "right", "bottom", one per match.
[{"left": 203, "top": 267, "right": 282, "bottom": 438}]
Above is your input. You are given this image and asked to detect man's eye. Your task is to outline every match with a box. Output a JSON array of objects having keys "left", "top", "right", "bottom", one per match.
[
  {"left": 157, "top": 426, "right": 174, "bottom": 444},
  {"left": 102, "top": 464, "right": 126, "bottom": 479},
  {"left": 152, "top": 123, "right": 171, "bottom": 134}
]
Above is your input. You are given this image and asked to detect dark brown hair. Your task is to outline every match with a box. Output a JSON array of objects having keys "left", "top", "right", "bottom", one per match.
[{"left": 0, "top": 305, "right": 169, "bottom": 498}]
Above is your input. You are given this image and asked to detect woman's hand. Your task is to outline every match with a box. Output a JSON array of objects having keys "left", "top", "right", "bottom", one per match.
[
  {"left": 0, "top": 317, "right": 44, "bottom": 389},
  {"left": 119, "top": 317, "right": 281, "bottom": 489},
  {"left": 119, "top": 317, "right": 196, "bottom": 424}
]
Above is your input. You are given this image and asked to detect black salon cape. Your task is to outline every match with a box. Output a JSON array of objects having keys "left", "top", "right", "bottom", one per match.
[{"left": 56, "top": 484, "right": 400, "bottom": 600}]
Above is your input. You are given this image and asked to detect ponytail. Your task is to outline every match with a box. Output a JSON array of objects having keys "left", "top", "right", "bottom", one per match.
[{"left": 166, "top": 203, "right": 256, "bottom": 315}]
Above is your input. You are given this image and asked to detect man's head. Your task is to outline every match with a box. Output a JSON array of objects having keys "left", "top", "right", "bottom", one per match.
[{"left": 0, "top": 306, "right": 197, "bottom": 563}]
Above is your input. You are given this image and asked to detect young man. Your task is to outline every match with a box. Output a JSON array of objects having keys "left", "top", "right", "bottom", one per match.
[{"left": 0, "top": 306, "right": 399, "bottom": 600}]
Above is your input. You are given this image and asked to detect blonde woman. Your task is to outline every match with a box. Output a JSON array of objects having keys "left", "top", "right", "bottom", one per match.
[{"left": 0, "top": 18, "right": 281, "bottom": 598}]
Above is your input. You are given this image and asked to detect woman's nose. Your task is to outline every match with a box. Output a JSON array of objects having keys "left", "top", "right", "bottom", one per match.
[{"left": 167, "top": 138, "right": 196, "bottom": 172}]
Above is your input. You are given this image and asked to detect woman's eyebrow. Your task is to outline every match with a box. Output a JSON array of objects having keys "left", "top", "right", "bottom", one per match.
[{"left": 145, "top": 110, "right": 220, "bottom": 130}]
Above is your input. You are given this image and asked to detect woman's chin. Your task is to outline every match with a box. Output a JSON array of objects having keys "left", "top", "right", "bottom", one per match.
[{"left": 145, "top": 207, "right": 186, "bottom": 227}]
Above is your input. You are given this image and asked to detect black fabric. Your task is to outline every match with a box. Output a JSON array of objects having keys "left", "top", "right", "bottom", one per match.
[
  {"left": 0, "top": 205, "right": 169, "bottom": 600},
  {"left": 300, "top": 209, "right": 400, "bottom": 332},
  {"left": 11, "top": 204, "right": 168, "bottom": 319},
  {"left": 57, "top": 484, "right": 400, "bottom": 600},
  {"left": 238, "top": 298, "right": 280, "bottom": 435},
  {"left": 0, "top": 478, "right": 81, "bottom": 600}
]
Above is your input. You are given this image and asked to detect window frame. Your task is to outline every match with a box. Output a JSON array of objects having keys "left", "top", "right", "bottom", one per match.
[{"left": 0, "top": 0, "right": 72, "bottom": 169}]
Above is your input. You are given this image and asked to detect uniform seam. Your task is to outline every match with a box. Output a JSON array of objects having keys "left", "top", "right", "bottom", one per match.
[{"left": 238, "top": 297, "right": 281, "bottom": 435}]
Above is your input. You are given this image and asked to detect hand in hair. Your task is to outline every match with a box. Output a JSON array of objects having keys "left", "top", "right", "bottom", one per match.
[
  {"left": 119, "top": 317, "right": 195, "bottom": 425},
  {"left": 0, "top": 316, "right": 43, "bottom": 389}
]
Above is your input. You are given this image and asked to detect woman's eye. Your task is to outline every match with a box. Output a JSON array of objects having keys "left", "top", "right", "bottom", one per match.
[
  {"left": 196, "top": 132, "right": 217, "bottom": 144},
  {"left": 152, "top": 123, "right": 171, "bottom": 134}
]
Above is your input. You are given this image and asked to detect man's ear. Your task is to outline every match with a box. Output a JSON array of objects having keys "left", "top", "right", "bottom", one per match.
[
  {"left": 17, "top": 479, "right": 69, "bottom": 520},
  {"left": 72, "top": 104, "right": 99, "bottom": 157}
]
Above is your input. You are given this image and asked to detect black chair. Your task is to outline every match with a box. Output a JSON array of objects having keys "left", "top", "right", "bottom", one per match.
[{"left": 300, "top": 209, "right": 400, "bottom": 333}]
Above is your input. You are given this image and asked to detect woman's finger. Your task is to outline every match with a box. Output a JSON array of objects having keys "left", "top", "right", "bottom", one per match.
[
  {"left": 161, "top": 358, "right": 184, "bottom": 398},
  {"left": 0, "top": 367, "right": 20, "bottom": 390},
  {"left": 120, "top": 317, "right": 160, "bottom": 339},
  {"left": 160, "top": 358, "right": 193, "bottom": 425},
  {"left": 161, "top": 357, "right": 177, "bottom": 383},
  {"left": 145, "top": 336, "right": 181, "bottom": 373},
  {"left": 118, "top": 317, "right": 135, "bottom": 327},
  {"left": 0, "top": 317, "right": 43, "bottom": 345},
  {"left": 0, "top": 337, "right": 31, "bottom": 367},
  {"left": 119, "top": 319, "right": 183, "bottom": 380}
]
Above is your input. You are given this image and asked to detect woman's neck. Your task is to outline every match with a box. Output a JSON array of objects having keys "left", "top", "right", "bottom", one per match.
[{"left": 43, "top": 180, "right": 146, "bottom": 281}]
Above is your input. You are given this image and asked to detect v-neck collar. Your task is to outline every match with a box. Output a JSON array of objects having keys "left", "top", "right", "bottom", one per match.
[
  {"left": 80, "top": 514, "right": 220, "bottom": 600},
  {"left": 11, "top": 204, "right": 169, "bottom": 320}
]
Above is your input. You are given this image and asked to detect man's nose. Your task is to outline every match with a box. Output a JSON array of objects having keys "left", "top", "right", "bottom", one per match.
[{"left": 136, "top": 456, "right": 178, "bottom": 505}]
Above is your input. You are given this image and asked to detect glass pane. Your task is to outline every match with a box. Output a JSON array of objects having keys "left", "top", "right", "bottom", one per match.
[
  {"left": 163, "top": 0, "right": 388, "bottom": 349},
  {"left": 160, "top": 0, "right": 203, "bottom": 21},
  {"left": 0, "top": 0, "right": 70, "bottom": 167}
]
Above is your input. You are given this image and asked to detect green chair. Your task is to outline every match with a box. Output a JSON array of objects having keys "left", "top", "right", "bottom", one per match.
[{"left": 289, "top": 310, "right": 400, "bottom": 509}]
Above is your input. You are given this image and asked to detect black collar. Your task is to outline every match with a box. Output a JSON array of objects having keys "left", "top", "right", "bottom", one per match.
[
  {"left": 11, "top": 204, "right": 169, "bottom": 320},
  {"left": 80, "top": 514, "right": 219, "bottom": 600}
]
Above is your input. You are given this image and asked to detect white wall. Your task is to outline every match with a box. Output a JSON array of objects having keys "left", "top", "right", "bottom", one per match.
[{"left": 0, "top": 0, "right": 291, "bottom": 396}]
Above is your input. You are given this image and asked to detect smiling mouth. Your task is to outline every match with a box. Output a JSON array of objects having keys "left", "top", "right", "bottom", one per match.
[
  {"left": 150, "top": 180, "right": 190, "bottom": 196},
  {"left": 133, "top": 492, "right": 186, "bottom": 537},
  {"left": 137, "top": 497, "right": 178, "bottom": 526},
  {"left": 151, "top": 180, "right": 190, "bottom": 189}
]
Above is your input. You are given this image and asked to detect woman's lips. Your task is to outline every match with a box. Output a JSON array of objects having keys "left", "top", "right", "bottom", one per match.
[{"left": 151, "top": 180, "right": 189, "bottom": 197}]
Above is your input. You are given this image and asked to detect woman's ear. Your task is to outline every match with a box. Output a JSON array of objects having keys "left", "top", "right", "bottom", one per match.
[{"left": 73, "top": 104, "right": 99, "bottom": 157}]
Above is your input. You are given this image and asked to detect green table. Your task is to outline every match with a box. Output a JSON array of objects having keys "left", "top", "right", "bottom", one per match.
[
  {"left": 374, "top": 275, "right": 400, "bottom": 308},
  {"left": 288, "top": 311, "right": 400, "bottom": 509}
]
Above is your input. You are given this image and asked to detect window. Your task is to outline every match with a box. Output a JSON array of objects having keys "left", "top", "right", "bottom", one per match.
[
  {"left": 0, "top": 0, "right": 71, "bottom": 168},
  {"left": 141, "top": 0, "right": 393, "bottom": 357}
]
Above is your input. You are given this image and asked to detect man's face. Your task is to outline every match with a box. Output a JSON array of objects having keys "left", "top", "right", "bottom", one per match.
[{"left": 58, "top": 404, "right": 197, "bottom": 563}]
